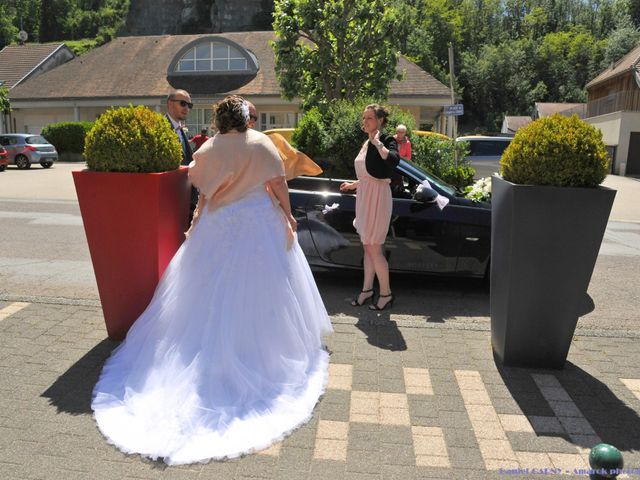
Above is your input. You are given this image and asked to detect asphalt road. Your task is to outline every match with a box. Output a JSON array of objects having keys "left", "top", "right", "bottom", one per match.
[{"left": 1, "top": 163, "right": 638, "bottom": 336}]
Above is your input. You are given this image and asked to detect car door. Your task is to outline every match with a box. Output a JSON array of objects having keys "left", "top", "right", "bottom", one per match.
[{"left": 304, "top": 168, "right": 459, "bottom": 274}]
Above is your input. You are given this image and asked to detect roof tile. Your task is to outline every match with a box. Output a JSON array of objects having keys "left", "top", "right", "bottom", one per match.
[
  {"left": 9, "top": 32, "right": 450, "bottom": 100},
  {"left": 0, "top": 43, "right": 65, "bottom": 89}
]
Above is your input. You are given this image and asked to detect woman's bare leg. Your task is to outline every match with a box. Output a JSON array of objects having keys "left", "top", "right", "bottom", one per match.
[
  {"left": 355, "top": 249, "right": 376, "bottom": 305},
  {"left": 364, "top": 244, "right": 392, "bottom": 309}
]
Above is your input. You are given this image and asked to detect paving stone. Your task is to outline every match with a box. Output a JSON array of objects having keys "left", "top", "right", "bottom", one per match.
[
  {"left": 506, "top": 432, "right": 578, "bottom": 454},
  {"left": 309, "top": 459, "right": 345, "bottom": 480},
  {"left": 346, "top": 449, "right": 382, "bottom": 474},
  {"left": 447, "top": 446, "right": 486, "bottom": 469},
  {"left": 378, "top": 425, "right": 413, "bottom": 445},
  {"left": 4, "top": 301, "right": 640, "bottom": 480},
  {"left": 319, "top": 400, "right": 351, "bottom": 422},
  {"left": 379, "top": 442, "right": 415, "bottom": 466},
  {"left": 442, "top": 428, "right": 478, "bottom": 448}
]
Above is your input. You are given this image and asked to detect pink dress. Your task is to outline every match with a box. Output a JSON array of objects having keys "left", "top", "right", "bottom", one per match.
[{"left": 353, "top": 142, "right": 392, "bottom": 245}]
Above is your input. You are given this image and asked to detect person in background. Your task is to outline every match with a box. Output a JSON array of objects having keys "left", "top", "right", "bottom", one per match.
[
  {"left": 394, "top": 124, "right": 411, "bottom": 161},
  {"left": 190, "top": 128, "right": 210, "bottom": 151},
  {"left": 165, "top": 89, "right": 193, "bottom": 166},
  {"left": 246, "top": 100, "right": 322, "bottom": 180},
  {"left": 165, "top": 89, "right": 197, "bottom": 217}
]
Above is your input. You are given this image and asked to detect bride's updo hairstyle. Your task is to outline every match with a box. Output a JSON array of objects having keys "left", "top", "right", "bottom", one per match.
[{"left": 213, "top": 95, "right": 250, "bottom": 134}]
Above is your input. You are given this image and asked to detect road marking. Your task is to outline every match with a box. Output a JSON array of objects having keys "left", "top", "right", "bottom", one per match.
[
  {"left": 403, "top": 367, "right": 433, "bottom": 395},
  {"left": 314, "top": 420, "right": 349, "bottom": 460},
  {"left": 0, "top": 302, "right": 30, "bottom": 321},
  {"left": 413, "top": 426, "right": 450, "bottom": 467},
  {"left": 620, "top": 378, "right": 640, "bottom": 401},
  {"left": 455, "top": 370, "right": 518, "bottom": 470},
  {"left": 531, "top": 374, "right": 598, "bottom": 468},
  {"left": 328, "top": 363, "right": 353, "bottom": 390}
]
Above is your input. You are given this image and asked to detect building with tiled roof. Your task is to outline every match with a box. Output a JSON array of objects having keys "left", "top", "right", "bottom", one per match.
[
  {"left": 8, "top": 32, "right": 453, "bottom": 135},
  {"left": 0, "top": 43, "right": 74, "bottom": 133},
  {"left": 500, "top": 116, "right": 532, "bottom": 134},
  {"left": 533, "top": 102, "right": 586, "bottom": 119},
  {"left": 585, "top": 44, "right": 640, "bottom": 176}
]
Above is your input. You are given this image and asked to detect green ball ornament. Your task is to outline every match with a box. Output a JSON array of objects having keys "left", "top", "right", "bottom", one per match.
[{"left": 589, "top": 443, "right": 623, "bottom": 478}]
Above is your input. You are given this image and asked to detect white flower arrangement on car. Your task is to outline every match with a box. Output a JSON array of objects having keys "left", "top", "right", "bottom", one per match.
[{"left": 464, "top": 176, "right": 492, "bottom": 202}]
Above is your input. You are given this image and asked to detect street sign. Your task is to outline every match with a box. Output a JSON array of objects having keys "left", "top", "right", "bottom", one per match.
[{"left": 444, "top": 104, "right": 464, "bottom": 116}]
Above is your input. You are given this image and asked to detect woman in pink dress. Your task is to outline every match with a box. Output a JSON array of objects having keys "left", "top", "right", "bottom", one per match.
[{"left": 340, "top": 104, "right": 400, "bottom": 311}]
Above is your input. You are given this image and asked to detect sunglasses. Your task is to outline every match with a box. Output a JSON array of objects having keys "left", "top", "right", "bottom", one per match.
[
  {"left": 170, "top": 99, "right": 194, "bottom": 109},
  {"left": 249, "top": 115, "right": 258, "bottom": 121}
]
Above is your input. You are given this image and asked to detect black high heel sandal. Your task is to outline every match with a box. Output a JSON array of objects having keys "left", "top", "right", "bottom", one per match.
[
  {"left": 369, "top": 293, "right": 394, "bottom": 311},
  {"left": 351, "top": 289, "right": 374, "bottom": 307}
]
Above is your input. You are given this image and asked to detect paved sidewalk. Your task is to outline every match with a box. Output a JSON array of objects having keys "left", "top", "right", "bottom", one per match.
[{"left": 1, "top": 300, "right": 640, "bottom": 480}]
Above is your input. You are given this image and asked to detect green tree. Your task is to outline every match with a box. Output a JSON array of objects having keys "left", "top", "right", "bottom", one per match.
[
  {"left": 459, "top": 39, "right": 540, "bottom": 130},
  {"left": 0, "top": 4, "right": 19, "bottom": 49},
  {"left": 39, "top": 0, "right": 71, "bottom": 41},
  {"left": 0, "top": 87, "right": 11, "bottom": 113},
  {"left": 402, "top": 0, "right": 462, "bottom": 83},
  {"left": 536, "top": 27, "right": 604, "bottom": 102},
  {"left": 272, "top": 0, "right": 404, "bottom": 107},
  {"left": 603, "top": 13, "right": 640, "bottom": 65}
]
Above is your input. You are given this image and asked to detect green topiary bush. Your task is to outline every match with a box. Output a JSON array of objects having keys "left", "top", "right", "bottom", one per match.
[
  {"left": 84, "top": 105, "right": 182, "bottom": 173},
  {"left": 41, "top": 121, "right": 94, "bottom": 155},
  {"left": 500, "top": 114, "right": 609, "bottom": 187}
]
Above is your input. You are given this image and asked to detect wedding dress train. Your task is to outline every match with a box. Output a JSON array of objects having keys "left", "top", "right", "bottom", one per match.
[{"left": 92, "top": 187, "right": 332, "bottom": 465}]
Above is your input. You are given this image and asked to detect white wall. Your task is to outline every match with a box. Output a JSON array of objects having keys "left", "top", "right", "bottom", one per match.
[{"left": 586, "top": 110, "right": 640, "bottom": 175}]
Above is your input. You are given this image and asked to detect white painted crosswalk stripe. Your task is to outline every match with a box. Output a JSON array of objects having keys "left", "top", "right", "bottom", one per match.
[{"left": 0, "top": 302, "right": 30, "bottom": 321}]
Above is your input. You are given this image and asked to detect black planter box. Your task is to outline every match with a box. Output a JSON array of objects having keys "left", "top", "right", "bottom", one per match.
[{"left": 490, "top": 176, "right": 616, "bottom": 369}]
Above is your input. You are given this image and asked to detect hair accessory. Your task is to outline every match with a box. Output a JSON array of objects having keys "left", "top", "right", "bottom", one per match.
[{"left": 240, "top": 101, "right": 250, "bottom": 124}]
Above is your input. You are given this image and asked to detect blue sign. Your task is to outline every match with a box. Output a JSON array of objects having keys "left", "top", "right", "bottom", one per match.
[{"left": 444, "top": 104, "right": 464, "bottom": 116}]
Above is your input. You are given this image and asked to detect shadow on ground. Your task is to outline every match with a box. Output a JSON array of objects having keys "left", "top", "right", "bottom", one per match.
[
  {"left": 41, "top": 339, "right": 118, "bottom": 415},
  {"left": 354, "top": 318, "right": 408, "bottom": 351},
  {"left": 313, "top": 269, "right": 490, "bottom": 323},
  {"left": 497, "top": 361, "right": 640, "bottom": 453}
]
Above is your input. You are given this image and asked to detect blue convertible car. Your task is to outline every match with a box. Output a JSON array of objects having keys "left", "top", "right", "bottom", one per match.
[{"left": 288, "top": 159, "right": 491, "bottom": 278}]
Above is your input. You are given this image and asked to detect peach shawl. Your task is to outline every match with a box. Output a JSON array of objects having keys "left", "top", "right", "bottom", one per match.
[
  {"left": 189, "top": 129, "right": 285, "bottom": 209},
  {"left": 187, "top": 129, "right": 294, "bottom": 246}
]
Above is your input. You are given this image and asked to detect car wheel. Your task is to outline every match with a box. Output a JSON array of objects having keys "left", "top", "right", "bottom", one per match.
[
  {"left": 15, "top": 155, "right": 31, "bottom": 169},
  {"left": 41, "top": 161, "right": 53, "bottom": 168},
  {"left": 0, "top": 165, "right": 5, "bottom": 172}
]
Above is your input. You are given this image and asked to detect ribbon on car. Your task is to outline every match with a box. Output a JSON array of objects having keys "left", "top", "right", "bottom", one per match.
[
  {"left": 417, "top": 180, "right": 449, "bottom": 210},
  {"left": 322, "top": 203, "right": 339, "bottom": 215}
]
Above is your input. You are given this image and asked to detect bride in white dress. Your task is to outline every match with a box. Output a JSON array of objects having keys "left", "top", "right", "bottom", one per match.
[{"left": 91, "top": 95, "right": 333, "bottom": 465}]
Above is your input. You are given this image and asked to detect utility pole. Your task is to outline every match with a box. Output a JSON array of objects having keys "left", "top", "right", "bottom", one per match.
[
  {"left": 448, "top": 43, "right": 458, "bottom": 164},
  {"left": 448, "top": 43, "right": 457, "bottom": 141}
]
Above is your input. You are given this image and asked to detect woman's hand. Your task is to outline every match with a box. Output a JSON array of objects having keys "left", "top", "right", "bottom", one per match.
[
  {"left": 368, "top": 129, "right": 381, "bottom": 145},
  {"left": 287, "top": 213, "right": 298, "bottom": 232},
  {"left": 340, "top": 182, "right": 356, "bottom": 193}
]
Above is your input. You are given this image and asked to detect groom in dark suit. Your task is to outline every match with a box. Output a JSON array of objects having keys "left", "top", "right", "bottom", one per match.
[
  {"left": 166, "top": 89, "right": 197, "bottom": 219},
  {"left": 165, "top": 89, "right": 193, "bottom": 166}
]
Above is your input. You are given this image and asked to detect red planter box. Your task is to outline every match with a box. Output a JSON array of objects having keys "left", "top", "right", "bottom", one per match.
[{"left": 73, "top": 167, "right": 190, "bottom": 340}]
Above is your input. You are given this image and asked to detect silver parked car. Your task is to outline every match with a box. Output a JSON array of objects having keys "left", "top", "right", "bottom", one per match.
[
  {"left": 0, "top": 133, "right": 58, "bottom": 169},
  {"left": 455, "top": 135, "right": 512, "bottom": 179}
]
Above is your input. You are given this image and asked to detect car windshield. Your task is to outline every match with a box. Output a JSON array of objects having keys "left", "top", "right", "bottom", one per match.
[
  {"left": 25, "top": 136, "right": 48, "bottom": 145},
  {"left": 397, "top": 160, "right": 458, "bottom": 197}
]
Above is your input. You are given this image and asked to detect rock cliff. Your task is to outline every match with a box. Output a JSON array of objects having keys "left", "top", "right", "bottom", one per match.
[{"left": 124, "top": 0, "right": 274, "bottom": 35}]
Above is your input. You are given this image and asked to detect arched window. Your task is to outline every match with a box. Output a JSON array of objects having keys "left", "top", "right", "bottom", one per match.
[{"left": 175, "top": 42, "right": 253, "bottom": 73}]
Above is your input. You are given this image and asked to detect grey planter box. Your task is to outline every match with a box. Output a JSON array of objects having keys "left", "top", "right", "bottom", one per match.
[{"left": 490, "top": 176, "right": 616, "bottom": 369}]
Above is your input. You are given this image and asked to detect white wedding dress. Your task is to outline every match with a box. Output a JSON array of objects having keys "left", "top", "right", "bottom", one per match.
[{"left": 91, "top": 186, "right": 333, "bottom": 465}]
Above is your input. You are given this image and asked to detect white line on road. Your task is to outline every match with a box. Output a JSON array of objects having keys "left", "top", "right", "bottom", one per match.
[{"left": 0, "top": 302, "right": 30, "bottom": 322}]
